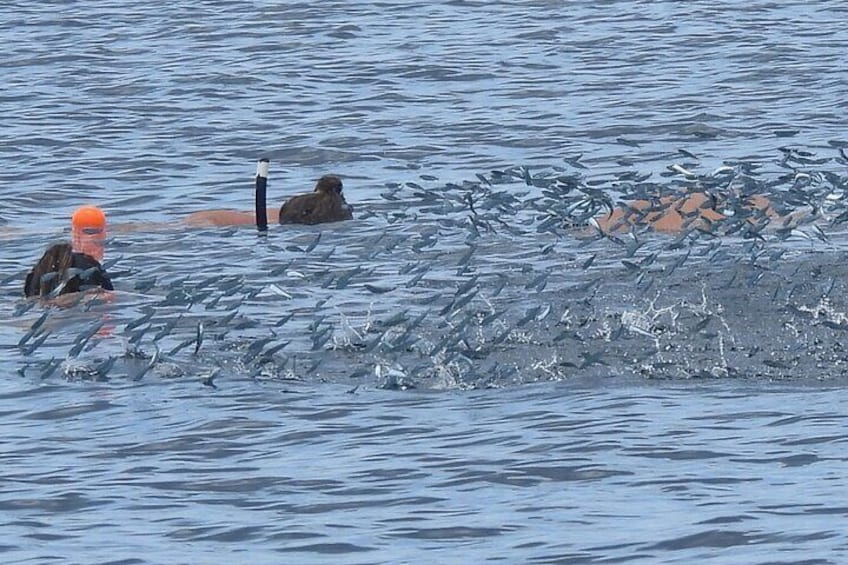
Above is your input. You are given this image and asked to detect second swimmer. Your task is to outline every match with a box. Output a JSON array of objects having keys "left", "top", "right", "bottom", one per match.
[
  {"left": 24, "top": 205, "right": 114, "bottom": 298},
  {"left": 184, "top": 172, "right": 354, "bottom": 228}
]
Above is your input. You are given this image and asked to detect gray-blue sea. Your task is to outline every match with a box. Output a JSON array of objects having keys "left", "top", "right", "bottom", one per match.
[{"left": 2, "top": 1, "right": 848, "bottom": 563}]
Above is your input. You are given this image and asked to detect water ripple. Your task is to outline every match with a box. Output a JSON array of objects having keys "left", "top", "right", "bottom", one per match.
[{"left": 3, "top": 1, "right": 848, "bottom": 562}]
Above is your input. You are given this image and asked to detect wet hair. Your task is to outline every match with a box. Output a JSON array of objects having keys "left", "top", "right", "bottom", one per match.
[
  {"left": 24, "top": 243, "right": 74, "bottom": 297},
  {"left": 314, "top": 175, "right": 344, "bottom": 195},
  {"left": 24, "top": 243, "right": 113, "bottom": 298},
  {"left": 278, "top": 175, "right": 353, "bottom": 225}
]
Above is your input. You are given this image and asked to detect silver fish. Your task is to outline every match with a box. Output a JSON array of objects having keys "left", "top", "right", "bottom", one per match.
[{"left": 68, "top": 321, "right": 105, "bottom": 358}]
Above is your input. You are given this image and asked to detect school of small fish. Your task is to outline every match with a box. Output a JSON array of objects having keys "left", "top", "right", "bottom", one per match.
[{"left": 10, "top": 144, "right": 848, "bottom": 389}]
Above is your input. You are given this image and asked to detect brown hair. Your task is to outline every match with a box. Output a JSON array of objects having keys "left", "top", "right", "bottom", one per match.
[
  {"left": 278, "top": 175, "right": 353, "bottom": 225},
  {"left": 314, "top": 175, "right": 343, "bottom": 195},
  {"left": 24, "top": 243, "right": 74, "bottom": 297}
]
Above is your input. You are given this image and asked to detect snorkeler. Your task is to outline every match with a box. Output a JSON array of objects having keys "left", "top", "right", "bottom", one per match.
[
  {"left": 24, "top": 205, "right": 114, "bottom": 298},
  {"left": 184, "top": 161, "right": 353, "bottom": 228}
]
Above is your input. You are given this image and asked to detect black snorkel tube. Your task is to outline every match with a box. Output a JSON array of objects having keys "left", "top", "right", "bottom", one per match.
[{"left": 255, "top": 158, "right": 269, "bottom": 234}]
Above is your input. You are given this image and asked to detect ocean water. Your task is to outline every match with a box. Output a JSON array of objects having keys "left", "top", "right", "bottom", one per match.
[{"left": 2, "top": 1, "right": 848, "bottom": 563}]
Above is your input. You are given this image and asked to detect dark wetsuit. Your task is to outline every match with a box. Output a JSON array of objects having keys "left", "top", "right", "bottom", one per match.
[{"left": 24, "top": 252, "right": 113, "bottom": 298}]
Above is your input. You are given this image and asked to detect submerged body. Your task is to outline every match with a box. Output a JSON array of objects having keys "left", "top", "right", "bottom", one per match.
[{"left": 592, "top": 191, "right": 806, "bottom": 236}]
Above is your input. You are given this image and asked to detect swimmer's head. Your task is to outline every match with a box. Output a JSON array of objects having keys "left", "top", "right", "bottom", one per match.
[
  {"left": 71, "top": 205, "right": 107, "bottom": 262},
  {"left": 315, "top": 175, "right": 343, "bottom": 195}
]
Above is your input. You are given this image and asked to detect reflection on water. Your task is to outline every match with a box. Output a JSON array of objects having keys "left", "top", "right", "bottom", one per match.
[{"left": 1, "top": 378, "right": 847, "bottom": 563}]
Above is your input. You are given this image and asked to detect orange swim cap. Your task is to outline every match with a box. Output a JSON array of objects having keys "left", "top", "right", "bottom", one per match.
[
  {"left": 72, "top": 205, "right": 107, "bottom": 231},
  {"left": 71, "top": 205, "right": 107, "bottom": 261}
]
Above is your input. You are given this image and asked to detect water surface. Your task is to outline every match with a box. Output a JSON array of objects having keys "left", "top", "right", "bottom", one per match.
[{"left": 2, "top": 1, "right": 848, "bottom": 562}]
